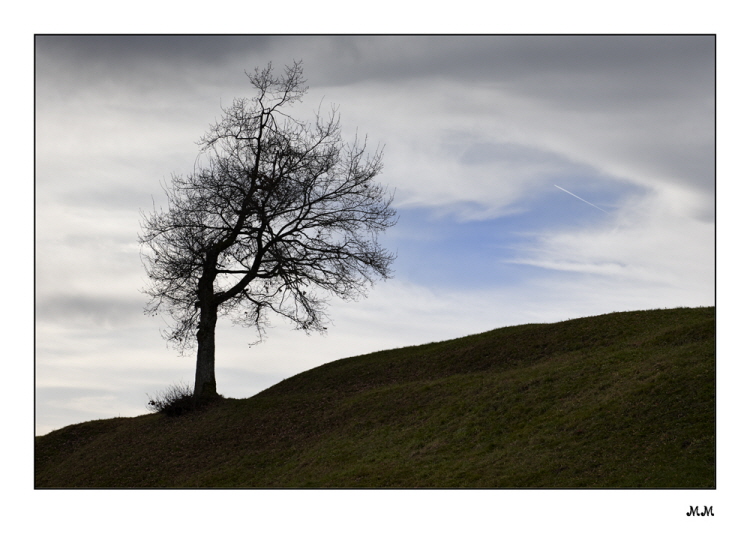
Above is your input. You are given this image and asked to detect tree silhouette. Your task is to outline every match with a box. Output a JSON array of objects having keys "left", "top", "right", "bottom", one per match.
[{"left": 139, "top": 61, "right": 397, "bottom": 401}]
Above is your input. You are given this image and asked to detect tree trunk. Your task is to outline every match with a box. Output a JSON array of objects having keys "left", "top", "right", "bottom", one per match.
[{"left": 194, "top": 303, "right": 218, "bottom": 402}]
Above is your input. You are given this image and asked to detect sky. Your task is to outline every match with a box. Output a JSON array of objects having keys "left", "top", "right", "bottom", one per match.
[{"left": 35, "top": 35, "right": 716, "bottom": 436}]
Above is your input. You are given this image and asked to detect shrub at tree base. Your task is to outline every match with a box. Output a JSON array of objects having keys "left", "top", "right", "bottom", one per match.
[{"left": 146, "top": 382, "right": 199, "bottom": 417}]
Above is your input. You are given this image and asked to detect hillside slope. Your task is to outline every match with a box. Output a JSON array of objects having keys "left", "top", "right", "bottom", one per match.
[{"left": 35, "top": 307, "right": 715, "bottom": 488}]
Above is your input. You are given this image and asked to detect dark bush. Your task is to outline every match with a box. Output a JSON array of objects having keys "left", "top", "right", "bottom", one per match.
[{"left": 146, "top": 382, "right": 195, "bottom": 417}]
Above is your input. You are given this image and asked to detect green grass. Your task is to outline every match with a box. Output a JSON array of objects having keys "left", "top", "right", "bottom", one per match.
[{"left": 35, "top": 306, "right": 715, "bottom": 488}]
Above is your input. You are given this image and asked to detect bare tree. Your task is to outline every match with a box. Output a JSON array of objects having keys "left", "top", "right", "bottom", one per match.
[{"left": 139, "top": 61, "right": 397, "bottom": 401}]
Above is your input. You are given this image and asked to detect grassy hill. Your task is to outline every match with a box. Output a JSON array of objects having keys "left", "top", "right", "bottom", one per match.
[{"left": 35, "top": 306, "right": 715, "bottom": 488}]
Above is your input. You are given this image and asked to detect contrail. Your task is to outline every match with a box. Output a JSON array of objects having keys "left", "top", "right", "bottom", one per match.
[{"left": 554, "top": 184, "right": 609, "bottom": 214}]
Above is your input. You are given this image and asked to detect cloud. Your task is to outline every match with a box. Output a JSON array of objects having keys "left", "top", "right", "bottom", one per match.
[
  {"left": 511, "top": 188, "right": 715, "bottom": 302},
  {"left": 36, "top": 35, "right": 714, "bottom": 221},
  {"left": 36, "top": 294, "right": 144, "bottom": 329},
  {"left": 301, "top": 46, "right": 713, "bottom": 223}
]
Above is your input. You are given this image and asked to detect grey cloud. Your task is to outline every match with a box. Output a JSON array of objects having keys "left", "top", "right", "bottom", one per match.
[
  {"left": 493, "top": 36, "right": 714, "bottom": 104},
  {"left": 35, "top": 36, "right": 271, "bottom": 102},
  {"left": 455, "top": 139, "right": 623, "bottom": 191},
  {"left": 37, "top": 385, "right": 112, "bottom": 402},
  {"left": 302, "top": 35, "right": 714, "bottom": 204},
  {"left": 36, "top": 35, "right": 714, "bottom": 97},
  {"left": 292, "top": 35, "right": 713, "bottom": 100},
  {"left": 637, "top": 137, "right": 715, "bottom": 193},
  {"left": 36, "top": 294, "right": 145, "bottom": 328},
  {"left": 54, "top": 232, "right": 137, "bottom": 255},
  {"left": 36, "top": 35, "right": 272, "bottom": 68},
  {"left": 59, "top": 185, "right": 155, "bottom": 212},
  {"left": 459, "top": 141, "right": 597, "bottom": 172}
]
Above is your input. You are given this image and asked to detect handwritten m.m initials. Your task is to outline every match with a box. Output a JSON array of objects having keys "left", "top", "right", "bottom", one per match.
[{"left": 686, "top": 506, "right": 714, "bottom": 516}]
